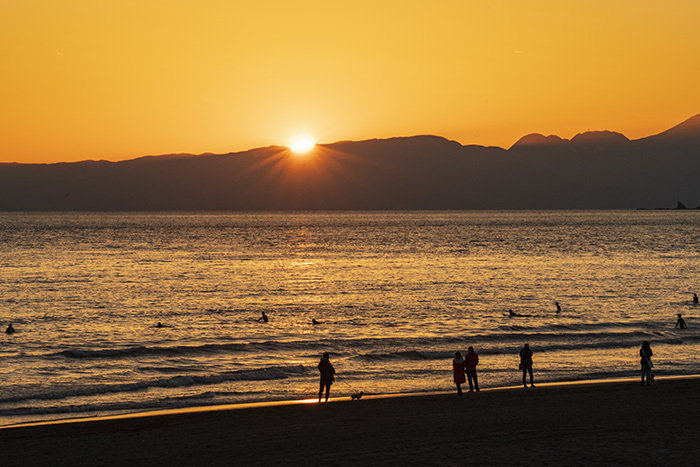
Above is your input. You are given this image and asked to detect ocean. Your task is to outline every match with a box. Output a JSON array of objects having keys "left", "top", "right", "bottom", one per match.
[{"left": 1, "top": 210, "right": 699, "bottom": 426}]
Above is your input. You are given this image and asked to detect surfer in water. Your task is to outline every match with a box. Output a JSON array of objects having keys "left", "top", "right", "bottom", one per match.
[
  {"left": 694, "top": 293, "right": 698, "bottom": 305},
  {"left": 509, "top": 309, "right": 531, "bottom": 317},
  {"left": 257, "top": 311, "right": 269, "bottom": 323},
  {"left": 555, "top": 302, "right": 561, "bottom": 313},
  {"left": 676, "top": 314, "right": 688, "bottom": 329},
  {"left": 312, "top": 318, "right": 321, "bottom": 325},
  {"left": 5, "top": 323, "right": 15, "bottom": 334}
]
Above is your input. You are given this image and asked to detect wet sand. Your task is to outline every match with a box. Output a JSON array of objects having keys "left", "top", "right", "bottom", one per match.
[{"left": 2, "top": 377, "right": 699, "bottom": 466}]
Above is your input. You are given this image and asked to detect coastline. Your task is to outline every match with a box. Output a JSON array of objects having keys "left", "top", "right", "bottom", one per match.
[
  {"left": 3, "top": 374, "right": 697, "bottom": 430},
  {"left": 2, "top": 376, "right": 700, "bottom": 466}
]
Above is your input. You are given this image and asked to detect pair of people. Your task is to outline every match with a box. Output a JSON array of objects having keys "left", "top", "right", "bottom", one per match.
[
  {"left": 452, "top": 347, "right": 480, "bottom": 396},
  {"left": 640, "top": 341, "right": 654, "bottom": 386}
]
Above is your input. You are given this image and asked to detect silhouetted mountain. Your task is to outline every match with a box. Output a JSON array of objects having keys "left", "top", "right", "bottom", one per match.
[
  {"left": 1, "top": 117, "right": 699, "bottom": 210},
  {"left": 511, "top": 133, "right": 569, "bottom": 149},
  {"left": 570, "top": 130, "right": 629, "bottom": 146},
  {"left": 638, "top": 114, "right": 700, "bottom": 144}
]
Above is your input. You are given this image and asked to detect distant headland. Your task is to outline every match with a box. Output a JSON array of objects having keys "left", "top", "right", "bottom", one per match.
[
  {"left": 1, "top": 115, "right": 700, "bottom": 211},
  {"left": 638, "top": 201, "right": 700, "bottom": 211}
]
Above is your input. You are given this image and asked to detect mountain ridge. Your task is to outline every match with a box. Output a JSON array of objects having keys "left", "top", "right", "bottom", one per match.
[{"left": 1, "top": 115, "right": 699, "bottom": 210}]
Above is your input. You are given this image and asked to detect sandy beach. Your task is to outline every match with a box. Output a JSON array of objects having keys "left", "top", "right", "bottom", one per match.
[{"left": 2, "top": 377, "right": 699, "bottom": 466}]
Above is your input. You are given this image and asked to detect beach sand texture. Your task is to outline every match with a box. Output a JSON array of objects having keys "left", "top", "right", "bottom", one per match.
[{"left": 2, "top": 378, "right": 699, "bottom": 466}]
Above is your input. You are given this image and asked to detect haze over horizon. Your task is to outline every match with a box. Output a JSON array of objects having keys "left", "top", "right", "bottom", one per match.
[{"left": 3, "top": 1, "right": 700, "bottom": 164}]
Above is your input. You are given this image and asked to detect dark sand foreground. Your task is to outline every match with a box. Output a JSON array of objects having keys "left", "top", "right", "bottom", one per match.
[{"left": 2, "top": 378, "right": 700, "bottom": 466}]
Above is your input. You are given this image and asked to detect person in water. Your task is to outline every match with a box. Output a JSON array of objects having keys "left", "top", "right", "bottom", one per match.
[
  {"left": 312, "top": 319, "right": 321, "bottom": 325},
  {"left": 555, "top": 302, "right": 561, "bottom": 313},
  {"left": 640, "top": 341, "right": 654, "bottom": 386},
  {"left": 520, "top": 343, "right": 535, "bottom": 388},
  {"left": 452, "top": 351, "right": 467, "bottom": 397},
  {"left": 318, "top": 352, "right": 335, "bottom": 402},
  {"left": 694, "top": 293, "right": 698, "bottom": 305},
  {"left": 676, "top": 314, "right": 688, "bottom": 329},
  {"left": 5, "top": 323, "right": 15, "bottom": 334},
  {"left": 464, "top": 346, "right": 480, "bottom": 392},
  {"left": 256, "top": 311, "right": 269, "bottom": 323},
  {"left": 509, "top": 309, "right": 531, "bottom": 317}
]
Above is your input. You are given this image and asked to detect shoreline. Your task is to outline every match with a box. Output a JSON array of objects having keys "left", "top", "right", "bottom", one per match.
[
  {"left": 0, "top": 375, "right": 700, "bottom": 466},
  {"left": 2, "top": 376, "right": 700, "bottom": 466},
  {"left": 3, "top": 374, "right": 700, "bottom": 430}
]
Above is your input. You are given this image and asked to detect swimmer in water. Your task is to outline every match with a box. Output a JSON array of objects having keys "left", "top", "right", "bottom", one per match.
[
  {"left": 5, "top": 323, "right": 15, "bottom": 334},
  {"left": 676, "top": 314, "right": 688, "bottom": 329},
  {"left": 312, "top": 319, "right": 321, "bottom": 325},
  {"left": 509, "top": 309, "right": 532, "bottom": 317}
]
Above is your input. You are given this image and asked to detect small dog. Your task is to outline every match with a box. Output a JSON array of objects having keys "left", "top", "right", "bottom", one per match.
[{"left": 351, "top": 391, "right": 364, "bottom": 401}]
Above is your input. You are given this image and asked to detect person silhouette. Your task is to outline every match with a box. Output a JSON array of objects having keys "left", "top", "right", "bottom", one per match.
[
  {"left": 452, "top": 351, "right": 467, "bottom": 397},
  {"left": 640, "top": 341, "right": 653, "bottom": 386},
  {"left": 156, "top": 322, "right": 165, "bottom": 328},
  {"left": 318, "top": 352, "right": 335, "bottom": 402},
  {"left": 555, "top": 302, "right": 561, "bottom": 313},
  {"left": 519, "top": 344, "right": 534, "bottom": 388},
  {"left": 509, "top": 309, "right": 531, "bottom": 317},
  {"left": 5, "top": 323, "right": 15, "bottom": 334},
  {"left": 312, "top": 319, "right": 321, "bottom": 325},
  {"left": 694, "top": 293, "right": 698, "bottom": 305},
  {"left": 676, "top": 314, "right": 688, "bottom": 329},
  {"left": 465, "top": 346, "right": 480, "bottom": 392},
  {"left": 256, "top": 311, "right": 269, "bottom": 323}
]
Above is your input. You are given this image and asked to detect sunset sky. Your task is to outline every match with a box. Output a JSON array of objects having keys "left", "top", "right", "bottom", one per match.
[{"left": 2, "top": 0, "right": 699, "bottom": 163}]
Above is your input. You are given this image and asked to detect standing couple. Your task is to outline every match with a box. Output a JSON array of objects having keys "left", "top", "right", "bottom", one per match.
[{"left": 452, "top": 346, "right": 480, "bottom": 396}]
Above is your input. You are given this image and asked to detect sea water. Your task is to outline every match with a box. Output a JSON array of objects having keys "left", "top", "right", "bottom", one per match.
[{"left": 1, "top": 210, "right": 699, "bottom": 426}]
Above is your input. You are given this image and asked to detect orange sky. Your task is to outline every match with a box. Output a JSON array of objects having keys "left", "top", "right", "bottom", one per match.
[{"left": 2, "top": 0, "right": 700, "bottom": 163}]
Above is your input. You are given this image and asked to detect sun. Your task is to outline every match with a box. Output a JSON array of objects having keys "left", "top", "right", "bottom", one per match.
[{"left": 290, "top": 137, "right": 316, "bottom": 153}]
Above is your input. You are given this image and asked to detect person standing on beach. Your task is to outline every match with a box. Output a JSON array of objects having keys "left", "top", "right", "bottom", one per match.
[
  {"left": 452, "top": 352, "right": 467, "bottom": 397},
  {"left": 465, "top": 346, "right": 480, "bottom": 392},
  {"left": 640, "top": 341, "right": 654, "bottom": 386},
  {"left": 318, "top": 352, "right": 335, "bottom": 402},
  {"left": 519, "top": 344, "right": 535, "bottom": 388}
]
